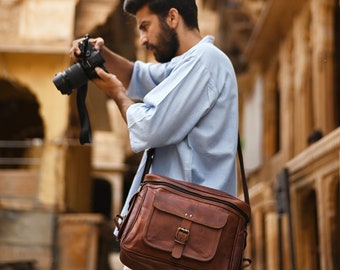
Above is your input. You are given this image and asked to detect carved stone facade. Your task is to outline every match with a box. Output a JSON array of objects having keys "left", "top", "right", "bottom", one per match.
[
  {"left": 0, "top": 0, "right": 130, "bottom": 268},
  {"left": 0, "top": 0, "right": 339, "bottom": 269},
  {"left": 240, "top": 0, "right": 340, "bottom": 270}
]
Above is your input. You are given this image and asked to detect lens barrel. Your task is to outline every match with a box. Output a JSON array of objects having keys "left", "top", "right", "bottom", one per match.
[{"left": 53, "top": 63, "right": 89, "bottom": 95}]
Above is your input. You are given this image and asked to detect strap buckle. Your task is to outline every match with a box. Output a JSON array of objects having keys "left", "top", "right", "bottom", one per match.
[{"left": 175, "top": 227, "right": 190, "bottom": 245}]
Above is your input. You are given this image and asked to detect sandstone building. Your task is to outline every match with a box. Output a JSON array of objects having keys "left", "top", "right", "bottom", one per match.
[{"left": 0, "top": 0, "right": 338, "bottom": 269}]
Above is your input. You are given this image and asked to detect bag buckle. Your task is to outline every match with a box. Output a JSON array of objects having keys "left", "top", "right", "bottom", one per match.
[
  {"left": 175, "top": 227, "right": 190, "bottom": 245},
  {"left": 114, "top": 214, "right": 124, "bottom": 230}
]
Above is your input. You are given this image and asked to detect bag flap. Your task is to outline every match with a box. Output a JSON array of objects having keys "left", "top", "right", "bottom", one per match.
[
  {"left": 143, "top": 191, "right": 228, "bottom": 261},
  {"left": 145, "top": 173, "right": 251, "bottom": 222},
  {"left": 153, "top": 191, "right": 228, "bottom": 229}
]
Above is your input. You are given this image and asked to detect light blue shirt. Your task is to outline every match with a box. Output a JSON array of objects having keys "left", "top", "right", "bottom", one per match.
[{"left": 120, "top": 35, "right": 238, "bottom": 221}]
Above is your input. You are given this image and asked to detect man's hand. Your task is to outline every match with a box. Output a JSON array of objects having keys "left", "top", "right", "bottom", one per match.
[
  {"left": 93, "top": 67, "right": 134, "bottom": 122},
  {"left": 69, "top": 36, "right": 134, "bottom": 88},
  {"left": 93, "top": 67, "right": 124, "bottom": 97},
  {"left": 69, "top": 37, "right": 105, "bottom": 62}
]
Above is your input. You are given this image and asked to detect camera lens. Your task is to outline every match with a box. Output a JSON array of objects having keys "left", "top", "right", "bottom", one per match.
[
  {"left": 53, "top": 72, "right": 72, "bottom": 95},
  {"left": 53, "top": 63, "right": 89, "bottom": 95}
]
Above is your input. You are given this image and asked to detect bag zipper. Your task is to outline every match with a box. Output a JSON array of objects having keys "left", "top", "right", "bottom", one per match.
[{"left": 141, "top": 181, "right": 250, "bottom": 222}]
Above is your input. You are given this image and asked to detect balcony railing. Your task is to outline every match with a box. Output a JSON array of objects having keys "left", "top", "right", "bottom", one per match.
[{"left": 0, "top": 139, "right": 43, "bottom": 168}]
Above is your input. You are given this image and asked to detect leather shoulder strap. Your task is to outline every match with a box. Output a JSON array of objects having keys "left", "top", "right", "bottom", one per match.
[
  {"left": 237, "top": 135, "right": 250, "bottom": 205},
  {"left": 142, "top": 134, "right": 250, "bottom": 205}
]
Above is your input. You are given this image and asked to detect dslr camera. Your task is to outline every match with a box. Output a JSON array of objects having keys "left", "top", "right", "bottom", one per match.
[{"left": 53, "top": 35, "right": 107, "bottom": 95}]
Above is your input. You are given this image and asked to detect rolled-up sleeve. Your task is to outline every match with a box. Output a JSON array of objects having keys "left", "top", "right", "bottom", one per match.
[
  {"left": 127, "top": 61, "right": 167, "bottom": 100},
  {"left": 126, "top": 57, "right": 219, "bottom": 153}
]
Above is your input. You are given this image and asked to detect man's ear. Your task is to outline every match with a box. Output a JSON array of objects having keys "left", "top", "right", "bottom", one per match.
[{"left": 167, "top": 8, "right": 179, "bottom": 28}]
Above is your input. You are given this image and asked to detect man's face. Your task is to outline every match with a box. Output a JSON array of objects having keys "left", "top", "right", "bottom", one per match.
[{"left": 136, "top": 5, "right": 179, "bottom": 63}]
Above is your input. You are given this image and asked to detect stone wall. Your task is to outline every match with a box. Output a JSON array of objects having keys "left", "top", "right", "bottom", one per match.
[{"left": 241, "top": 0, "right": 340, "bottom": 269}]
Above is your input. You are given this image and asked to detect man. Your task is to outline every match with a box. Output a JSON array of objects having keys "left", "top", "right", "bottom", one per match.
[{"left": 70, "top": 0, "right": 238, "bottom": 266}]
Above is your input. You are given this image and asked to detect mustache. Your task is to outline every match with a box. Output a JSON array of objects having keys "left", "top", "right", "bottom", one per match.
[{"left": 146, "top": 43, "right": 156, "bottom": 51}]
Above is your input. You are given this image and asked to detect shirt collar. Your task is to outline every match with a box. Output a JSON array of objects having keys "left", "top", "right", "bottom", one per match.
[{"left": 170, "top": 35, "right": 215, "bottom": 63}]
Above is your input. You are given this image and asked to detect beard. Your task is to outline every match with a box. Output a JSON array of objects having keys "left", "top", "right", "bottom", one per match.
[{"left": 147, "top": 19, "right": 179, "bottom": 63}]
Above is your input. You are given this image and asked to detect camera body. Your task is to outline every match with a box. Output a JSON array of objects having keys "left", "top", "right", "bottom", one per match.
[{"left": 53, "top": 35, "right": 107, "bottom": 95}]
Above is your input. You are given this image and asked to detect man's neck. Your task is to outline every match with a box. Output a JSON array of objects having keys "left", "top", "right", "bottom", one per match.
[{"left": 177, "top": 28, "right": 202, "bottom": 56}]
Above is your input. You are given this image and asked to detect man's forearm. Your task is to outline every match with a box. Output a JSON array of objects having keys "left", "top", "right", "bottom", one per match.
[
  {"left": 100, "top": 46, "right": 134, "bottom": 88},
  {"left": 111, "top": 89, "right": 135, "bottom": 122}
]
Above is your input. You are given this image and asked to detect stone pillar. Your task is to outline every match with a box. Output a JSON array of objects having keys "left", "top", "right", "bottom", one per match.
[
  {"left": 252, "top": 210, "right": 265, "bottom": 269},
  {"left": 57, "top": 214, "right": 105, "bottom": 270},
  {"left": 265, "top": 212, "right": 279, "bottom": 269},
  {"left": 292, "top": 7, "right": 313, "bottom": 153},
  {"left": 316, "top": 173, "right": 339, "bottom": 270},
  {"left": 279, "top": 36, "right": 294, "bottom": 161},
  {"left": 263, "top": 62, "right": 279, "bottom": 159},
  {"left": 311, "top": 0, "right": 336, "bottom": 133}
]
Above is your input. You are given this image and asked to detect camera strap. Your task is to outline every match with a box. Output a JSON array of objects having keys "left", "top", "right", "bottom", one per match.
[{"left": 77, "top": 84, "right": 92, "bottom": 144}]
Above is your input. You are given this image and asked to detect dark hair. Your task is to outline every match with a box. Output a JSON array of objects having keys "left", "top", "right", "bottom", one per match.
[{"left": 123, "top": 0, "right": 199, "bottom": 29}]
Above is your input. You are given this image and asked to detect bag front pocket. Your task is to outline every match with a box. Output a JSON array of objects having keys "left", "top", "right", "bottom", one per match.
[{"left": 143, "top": 190, "right": 229, "bottom": 261}]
